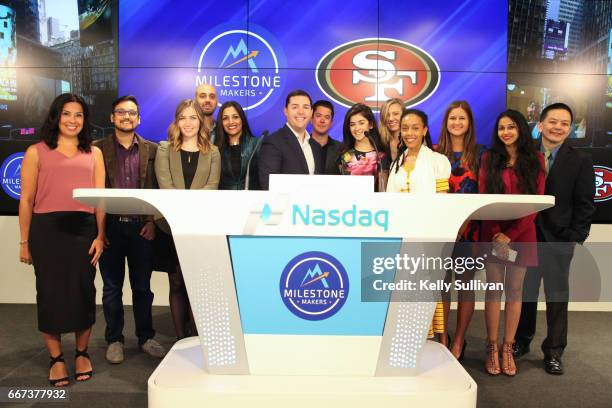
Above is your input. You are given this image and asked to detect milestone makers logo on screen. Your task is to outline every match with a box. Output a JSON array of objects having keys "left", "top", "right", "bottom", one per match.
[
  {"left": 280, "top": 251, "right": 349, "bottom": 321},
  {"left": 1, "top": 152, "right": 23, "bottom": 200},
  {"left": 196, "top": 24, "right": 286, "bottom": 110}
]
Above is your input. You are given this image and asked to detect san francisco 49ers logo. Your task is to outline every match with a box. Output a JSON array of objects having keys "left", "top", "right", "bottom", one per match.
[
  {"left": 594, "top": 165, "right": 612, "bottom": 202},
  {"left": 316, "top": 38, "right": 440, "bottom": 110}
]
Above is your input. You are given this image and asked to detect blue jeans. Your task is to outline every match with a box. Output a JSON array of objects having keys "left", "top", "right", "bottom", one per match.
[{"left": 100, "top": 218, "right": 155, "bottom": 345}]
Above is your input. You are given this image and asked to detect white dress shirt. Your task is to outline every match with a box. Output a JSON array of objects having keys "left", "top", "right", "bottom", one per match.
[{"left": 287, "top": 123, "right": 315, "bottom": 175}]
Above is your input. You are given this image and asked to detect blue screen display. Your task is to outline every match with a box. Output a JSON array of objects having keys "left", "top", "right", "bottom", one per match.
[
  {"left": 119, "top": 0, "right": 507, "bottom": 144},
  {"left": 229, "top": 236, "right": 392, "bottom": 335}
]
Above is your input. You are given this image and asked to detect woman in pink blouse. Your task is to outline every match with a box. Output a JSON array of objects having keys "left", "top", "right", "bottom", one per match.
[{"left": 19, "top": 94, "right": 105, "bottom": 386}]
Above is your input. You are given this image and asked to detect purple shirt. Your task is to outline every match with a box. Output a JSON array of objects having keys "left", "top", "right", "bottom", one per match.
[{"left": 114, "top": 136, "right": 140, "bottom": 189}]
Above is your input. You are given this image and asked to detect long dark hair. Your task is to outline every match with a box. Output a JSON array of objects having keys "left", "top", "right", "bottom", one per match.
[
  {"left": 40, "top": 93, "right": 93, "bottom": 152},
  {"left": 437, "top": 100, "right": 478, "bottom": 173},
  {"left": 391, "top": 109, "right": 433, "bottom": 173},
  {"left": 484, "top": 109, "right": 542, "bottom": 194},
  {"left": 214, "top": 101, "right": 254, "bottom": 154},
  {"left": 338, "top": 103, "right": 383, "bottom": 155}
]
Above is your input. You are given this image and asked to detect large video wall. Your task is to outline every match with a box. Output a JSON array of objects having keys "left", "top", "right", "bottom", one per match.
[
  {"left": 118, "top": 0, "right": 507, "bottom": 144},
  {"left": 0, "top": 0, "right": 611, "bottom": 221}
]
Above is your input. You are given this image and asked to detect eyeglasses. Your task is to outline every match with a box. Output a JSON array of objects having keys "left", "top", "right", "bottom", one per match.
[{"left": 113, "top": 109, "right": 138, "bottom": 117}]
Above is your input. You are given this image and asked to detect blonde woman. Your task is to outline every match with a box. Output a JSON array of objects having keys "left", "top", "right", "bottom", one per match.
[
  {"left": 378, "top": 98, "right": 404, "bottom": 163},
  {"left": 154, "top": 99, "right": 220, "bottom": 339}
]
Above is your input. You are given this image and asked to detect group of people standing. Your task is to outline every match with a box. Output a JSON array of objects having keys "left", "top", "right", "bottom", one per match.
[
  {"left": 18, "top": 85, "right": 594, "bottom": 387},
  {"left": 278, "top": 93, "right": 593, "bottom": 378}
]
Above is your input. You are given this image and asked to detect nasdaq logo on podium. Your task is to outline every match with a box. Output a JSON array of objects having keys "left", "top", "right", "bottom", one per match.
[
  {"left": 280, "top": 251, "right": 349, "bottom": 321},
  {"left": 292, "top": 204, "right": 389, "bottom": 231}
]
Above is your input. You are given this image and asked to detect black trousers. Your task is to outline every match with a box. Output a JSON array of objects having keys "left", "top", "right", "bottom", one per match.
[
  {"left": 516, "top": 241, "right": 574, "bottom": 359},
  {"left": 99, "top": 217, "right": 155, "bottom": 345}
]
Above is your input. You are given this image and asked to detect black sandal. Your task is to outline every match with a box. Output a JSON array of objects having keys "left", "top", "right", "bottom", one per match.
[
  {"left": 49, "top": 354, "right": 70, "bottom": 387},
  {"left": 74, "top": 349, "right": 93, "bottom": 382}
]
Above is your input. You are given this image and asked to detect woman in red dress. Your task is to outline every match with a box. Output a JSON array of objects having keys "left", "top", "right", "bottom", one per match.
[{"left": 479, "top": 109, "right": 545, "bottom": 376}]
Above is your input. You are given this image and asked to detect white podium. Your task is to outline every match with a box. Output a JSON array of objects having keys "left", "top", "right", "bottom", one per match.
[{"left": 75, "top": 187, "right": 554, "bottom": 408}]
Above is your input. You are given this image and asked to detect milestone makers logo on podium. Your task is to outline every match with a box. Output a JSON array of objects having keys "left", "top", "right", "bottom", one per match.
[{"left": 280, "top": 251, "right": 349, "bottom": 321}]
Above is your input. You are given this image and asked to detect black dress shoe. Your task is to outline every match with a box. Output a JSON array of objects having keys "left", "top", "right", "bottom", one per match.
[
  {"left": 513, "top": 342, "right": 530, "bottom": 359},
  {"left": 544, "top": 356, "right": 564, "bottom": 375}
]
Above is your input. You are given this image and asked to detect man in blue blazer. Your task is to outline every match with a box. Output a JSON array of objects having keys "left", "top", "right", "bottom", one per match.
[
  {"left": 515, "top": 103, "right": 595, "bottom": 375},
  {"left": 258, "top": 90, "right": 323, "bottom": 190}
]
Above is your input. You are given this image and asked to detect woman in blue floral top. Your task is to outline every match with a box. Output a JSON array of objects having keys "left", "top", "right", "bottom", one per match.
[{"left": 436, "top": 100, "right": 486, "bottom": 360}]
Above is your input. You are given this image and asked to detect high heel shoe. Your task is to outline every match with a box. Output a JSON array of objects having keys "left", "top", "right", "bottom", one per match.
[
  {"left": 485, "top": 341, "right": 500, "bottom": 375},
  {"left": 501, "top": 342, "right": 517, "bottom": 376},
  {"left": 48, "top": 354, "right": 69, "bottom": 387},
  {"left": 74, "top": 348, "right": 93, "bottom": 382}
]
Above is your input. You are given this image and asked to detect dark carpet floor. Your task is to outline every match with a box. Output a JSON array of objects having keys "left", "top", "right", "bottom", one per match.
[{"left": 0, "top": 304, "right": 610, "bottom": 407}]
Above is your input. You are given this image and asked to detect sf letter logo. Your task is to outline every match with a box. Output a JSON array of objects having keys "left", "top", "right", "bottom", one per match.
[
  {"left": 594, "top": 166, "right": 612, "bottom": 202},
  {"left": 316, "top": 38, "right": 440, "bottom": 110},
  {"left": 352, "top": 50, "right": 417, "bottom": 102}
]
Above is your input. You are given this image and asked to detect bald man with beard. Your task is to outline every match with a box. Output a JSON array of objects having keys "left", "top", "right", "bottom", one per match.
[{"left": 195, "top": 84, "right": 218, "bottom": 143}]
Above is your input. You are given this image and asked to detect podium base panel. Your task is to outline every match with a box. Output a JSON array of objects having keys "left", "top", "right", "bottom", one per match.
[{"left": 148, "top": 337, "right": 476, "bottom": 408}]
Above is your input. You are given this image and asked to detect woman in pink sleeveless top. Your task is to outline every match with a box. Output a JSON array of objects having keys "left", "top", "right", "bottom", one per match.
[{"left": 18, "top": 93, "right": 105, "bottom": 387}]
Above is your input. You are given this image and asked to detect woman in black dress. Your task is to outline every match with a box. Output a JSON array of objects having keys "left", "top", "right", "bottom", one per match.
[{"left": 19, "top": 93, "right": 106, "bottom": 386}]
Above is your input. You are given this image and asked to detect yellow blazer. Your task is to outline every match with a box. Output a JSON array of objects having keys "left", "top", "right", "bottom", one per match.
[{"left": 154, "top": 141, "right": 220, "bottom": 190}]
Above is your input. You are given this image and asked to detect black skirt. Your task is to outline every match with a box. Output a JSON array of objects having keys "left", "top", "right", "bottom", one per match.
[
  {"left": 29, "top": 212, "right": 97, "bottom": 334},
  {"left": 152, "top": 223, "right": 179, "bottom": 273}
]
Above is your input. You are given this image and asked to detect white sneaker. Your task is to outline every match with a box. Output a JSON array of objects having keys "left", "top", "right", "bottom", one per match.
[
  {"left": 106, "top": 341, "right": 124, "bottom": 364},
  {"left": 140, "top": 339, "right": 166, "bottom": 358}
]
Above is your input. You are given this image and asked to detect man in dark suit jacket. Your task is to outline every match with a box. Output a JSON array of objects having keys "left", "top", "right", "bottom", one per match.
[
  {"left": 258, "top": 90, "right": 323, "bottom": 190},
  {"left": 93, "top": 95, "right": 166, "bottom": 364},
  {"left": 515, "top": 103, "right": 595, "bottom": 375},
  {"left": 311, "top": 99, "right": 341, "bottom": 175}
]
